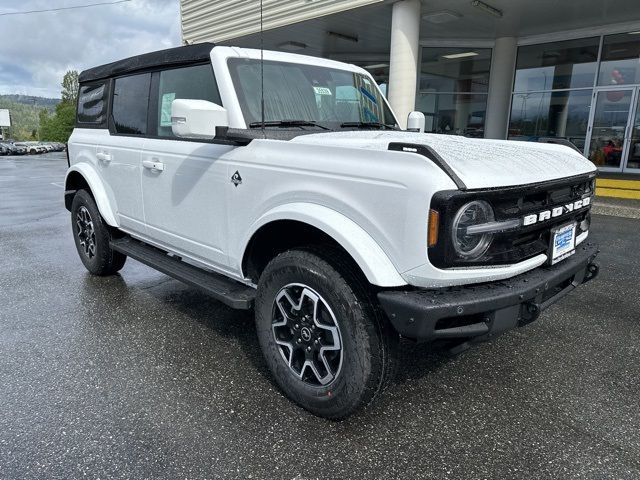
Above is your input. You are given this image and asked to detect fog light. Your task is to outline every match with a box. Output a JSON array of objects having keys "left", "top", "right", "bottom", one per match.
[{"left": 580, "top": 216, "right": 590, "bottom": 232}]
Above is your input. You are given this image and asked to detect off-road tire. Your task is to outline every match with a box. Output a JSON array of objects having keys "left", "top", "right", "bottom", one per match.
[
  {"left": 70, "top": 189, "right": 126, "bottom": 276},
  {"left": 255, "top": 247, "right": 399, "bottom": 420}
]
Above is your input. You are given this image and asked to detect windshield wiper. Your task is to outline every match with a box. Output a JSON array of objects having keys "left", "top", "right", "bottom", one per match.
[
  {"left": 340, "top": 121, "right": 398, "bottom": 130},
  {"left": 249, "top": 120, "right": 331, "bottom": 130}
]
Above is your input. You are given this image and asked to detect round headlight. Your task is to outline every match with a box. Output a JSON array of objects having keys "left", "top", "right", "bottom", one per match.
[{"left": 451, "top": 200, "right": 494, "bottom": 259}]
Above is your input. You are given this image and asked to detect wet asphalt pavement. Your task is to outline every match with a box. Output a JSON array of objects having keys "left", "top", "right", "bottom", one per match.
[{"left": 1, "top": 153, "right": 639, "bottom": 480}]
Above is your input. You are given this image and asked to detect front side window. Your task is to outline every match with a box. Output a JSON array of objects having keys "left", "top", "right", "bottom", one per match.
[
  {"left": 228, "top": 58, "right": 396, "bottom": 128},
  {"left": 112, "top": 73, "right": 151, "bottom": 135},
  {"left": 156, "top": 64, "right": 221, "bottom": 137}
]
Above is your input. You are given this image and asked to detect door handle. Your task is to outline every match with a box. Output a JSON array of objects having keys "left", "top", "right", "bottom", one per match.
[
  {"left": 142, "top": 159, "right": 164, "bottom": 172},
  {"left": 96, "top": 152, "right": 111, "bottom": 163}
]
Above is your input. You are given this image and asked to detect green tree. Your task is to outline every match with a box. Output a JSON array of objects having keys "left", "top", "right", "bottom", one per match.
[
  {"left": 39, "top": 102, "right": 75, "bottom": 142},
  {"left": 39, "top": 109, "right": 52, "bottom": 140},
  {"left": 39, "top": 70, "right": 78, "bottom": 142},
  {"left": 61, "top": 70, "right": 79, "bottom": 105}
]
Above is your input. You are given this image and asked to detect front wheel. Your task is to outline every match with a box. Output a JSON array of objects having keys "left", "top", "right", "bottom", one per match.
[
  {"left": 255, "top": 248, "right": 399, "bottom": 420},
  {"left": 70, "top": 189, "right": 126, "bottom": 276}
]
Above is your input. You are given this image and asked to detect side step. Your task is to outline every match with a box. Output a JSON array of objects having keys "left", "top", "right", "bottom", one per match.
[{"left": 110, "top": 237, "right": 256, "bottom": 309}]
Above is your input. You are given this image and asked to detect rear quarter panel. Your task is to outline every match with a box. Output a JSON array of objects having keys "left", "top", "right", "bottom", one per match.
[{"left": 67, "top": 128, "right": 119, "bottom": 226}]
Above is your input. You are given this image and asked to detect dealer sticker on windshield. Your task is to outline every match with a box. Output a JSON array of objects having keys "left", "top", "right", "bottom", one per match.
[
  {"left": 550, "top": 222, "right": 576, "bottom": 265},
  {"left": 313, "top": 86, "right": 332, "bottom": 96}
]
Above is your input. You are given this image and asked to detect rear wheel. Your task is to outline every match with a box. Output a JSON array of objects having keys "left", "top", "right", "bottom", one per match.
[
  {"left": 255, "top": 248, "right": 399, "bottom": 420},
  {"left": 71, "top": 189, "right": 126, "bottom": 276}
]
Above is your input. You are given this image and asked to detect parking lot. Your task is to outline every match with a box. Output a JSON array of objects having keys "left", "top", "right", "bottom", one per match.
[{"left": 1, "top": 153, "right": 639, "bottom": 479}]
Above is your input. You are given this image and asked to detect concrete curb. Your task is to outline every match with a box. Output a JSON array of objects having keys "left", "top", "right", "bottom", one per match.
[{"left": 592, "top": 199, "right": 640, "bottom": 219}]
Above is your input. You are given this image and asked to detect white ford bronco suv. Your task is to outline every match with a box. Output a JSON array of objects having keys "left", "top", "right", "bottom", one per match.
[{"left": 65, "top": 44, "right": 599, "bottom": 419}]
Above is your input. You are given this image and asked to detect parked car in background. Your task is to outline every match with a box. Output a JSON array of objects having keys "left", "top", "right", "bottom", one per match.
[
  {"left": 0, "top": 144, "right": 9, "bottom": 155},
  {"left": 6, "top": 141, "right": 65, "bottom": 155},
  {"left": 3, "top": 142, "right": 26, "bottom": 155},
  {"left": 1, "top": 143, "right": 15, "bottom": 155},
  {"left": 24, "top": 142, "right": 44, "bottom": 154},
  {"left": 13, "top": 142, "right": 36, "bottom": 154},
  {"left": 14, "top": 144, "right": 28, "bottom": 155}
]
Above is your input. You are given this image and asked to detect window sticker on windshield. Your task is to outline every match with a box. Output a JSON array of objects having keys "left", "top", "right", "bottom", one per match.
[
  {"left": 160, "top": 92, "right": 176, "bottom": 127},
  {"left": 359, "top": 87, "right": 377, "bottom": 104},
  {"left": 313, "top": 86, "right": 332, "bottom": 96}
]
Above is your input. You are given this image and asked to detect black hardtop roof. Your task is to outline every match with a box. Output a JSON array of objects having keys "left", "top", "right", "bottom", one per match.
[{"left": 78, "top": 42, "right": 216, "bottom": 83}]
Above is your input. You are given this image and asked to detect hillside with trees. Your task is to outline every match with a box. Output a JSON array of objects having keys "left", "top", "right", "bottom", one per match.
[
  {"left": 1, "top": 71, "right": 78, "bottom": 142},
  {"left": 0, "top": 95, "right": 58, "bottom": 140}
]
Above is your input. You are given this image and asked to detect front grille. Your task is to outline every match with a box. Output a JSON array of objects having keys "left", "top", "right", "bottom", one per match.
[{"left": 429, "top": 173, "right": 596, "bottom": 268}]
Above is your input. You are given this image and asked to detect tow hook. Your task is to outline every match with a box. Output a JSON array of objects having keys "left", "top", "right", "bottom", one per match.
[
  {"left": 520, "top": 302, "right": 540, "bottom": 326},
  {"left": 584, "top": 262, "right": 599, "bottom": 284}
]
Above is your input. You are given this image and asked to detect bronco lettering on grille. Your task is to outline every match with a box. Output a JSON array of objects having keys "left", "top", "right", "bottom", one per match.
[{"left": 522, "top": 197, "right": 591, "bottom": 226}]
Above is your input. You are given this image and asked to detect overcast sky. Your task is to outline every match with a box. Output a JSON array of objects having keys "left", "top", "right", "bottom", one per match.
[{"left": 0, "top": 0, "right": 181, "bottom": 98}]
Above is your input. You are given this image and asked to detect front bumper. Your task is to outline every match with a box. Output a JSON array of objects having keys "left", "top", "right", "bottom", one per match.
[{"left": 378, "top": 242, "right": 599, "bottom": 342}]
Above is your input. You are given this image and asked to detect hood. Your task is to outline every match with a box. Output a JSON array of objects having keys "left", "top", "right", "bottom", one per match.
[{"left": 289, "top": 131, "right": 596, "bottom": 190}]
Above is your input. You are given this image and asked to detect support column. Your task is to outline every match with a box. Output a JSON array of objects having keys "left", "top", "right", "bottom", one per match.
[
  {"left": 387, "top": 0, "right": 421, "bottom": 129},
  {"left": 485, "top": 36, "right": 518, "bottom": 139}
]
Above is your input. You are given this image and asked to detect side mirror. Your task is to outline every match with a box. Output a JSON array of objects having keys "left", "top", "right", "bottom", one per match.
[
  {"left": 171, "top": 99, "right": 228, "bottom": 139},
  {"left": 407, "top": 111, "right": 425, "bottom": 133}
]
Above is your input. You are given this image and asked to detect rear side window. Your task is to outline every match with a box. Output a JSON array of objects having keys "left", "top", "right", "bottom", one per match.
[
  {"left": 112, "top": 73, "right": 151, "bottom": 135},
  {"left": 155, "top": 64, "right": 221, "bottom": 137},
  {"left": 77, "top": 82, "right": 109, "bottom": 126}
]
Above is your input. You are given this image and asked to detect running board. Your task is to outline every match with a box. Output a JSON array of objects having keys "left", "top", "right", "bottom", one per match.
[{"left": 110, "top": 237, "right": 255, "bottom": 309}]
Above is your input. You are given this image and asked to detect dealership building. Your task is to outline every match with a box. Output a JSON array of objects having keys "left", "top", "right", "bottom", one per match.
[{"left": 181, "top": 0, "right": 640, "bottom": 182}]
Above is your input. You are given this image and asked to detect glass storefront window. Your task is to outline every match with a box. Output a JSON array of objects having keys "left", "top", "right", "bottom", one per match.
[
  {"left": 627, "top": 94, "right": 640, "bottom": 169},
  {"left": 419, "top": 47, "right": 491, "bottom": 93},
  {"left": 587, "top": 89, "right": 633, "bottom": 168},
  {"left": 514, "top": 38, "right": 599, "bottom": 92},
  {"left": 508, "top": 89, "right": 592, "bottom": 151},
  {"left": 598, "top": 33, "right": 640, "bottom": 87},
  {"left": 417, "top": 93, "right": 487, "bottom": 137}
]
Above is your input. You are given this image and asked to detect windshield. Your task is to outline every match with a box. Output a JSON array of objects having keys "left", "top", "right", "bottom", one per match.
[{"left": 228, "top": 58, "right": 397, "bottom": 129}]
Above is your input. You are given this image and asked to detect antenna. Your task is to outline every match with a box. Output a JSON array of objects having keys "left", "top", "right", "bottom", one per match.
[{"left": 260, "top": 0, "right": 265, "bottom": 132}]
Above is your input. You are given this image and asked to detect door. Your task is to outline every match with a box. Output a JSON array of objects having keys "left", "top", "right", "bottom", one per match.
[
  {"left": 586, "top": 87, "right": 638, "bottom": 172},
  {"left": 140, "top": 140, "right": 235, "bottom": 269},
  {"left": 99, "top": 72, "right": 152, "bottom": 234},
  {"left": 623, "top": 91, "right": 640, "bottom": 173},
  {"left": 140, "top": 64, "right": 233, "bottom": 269}
]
